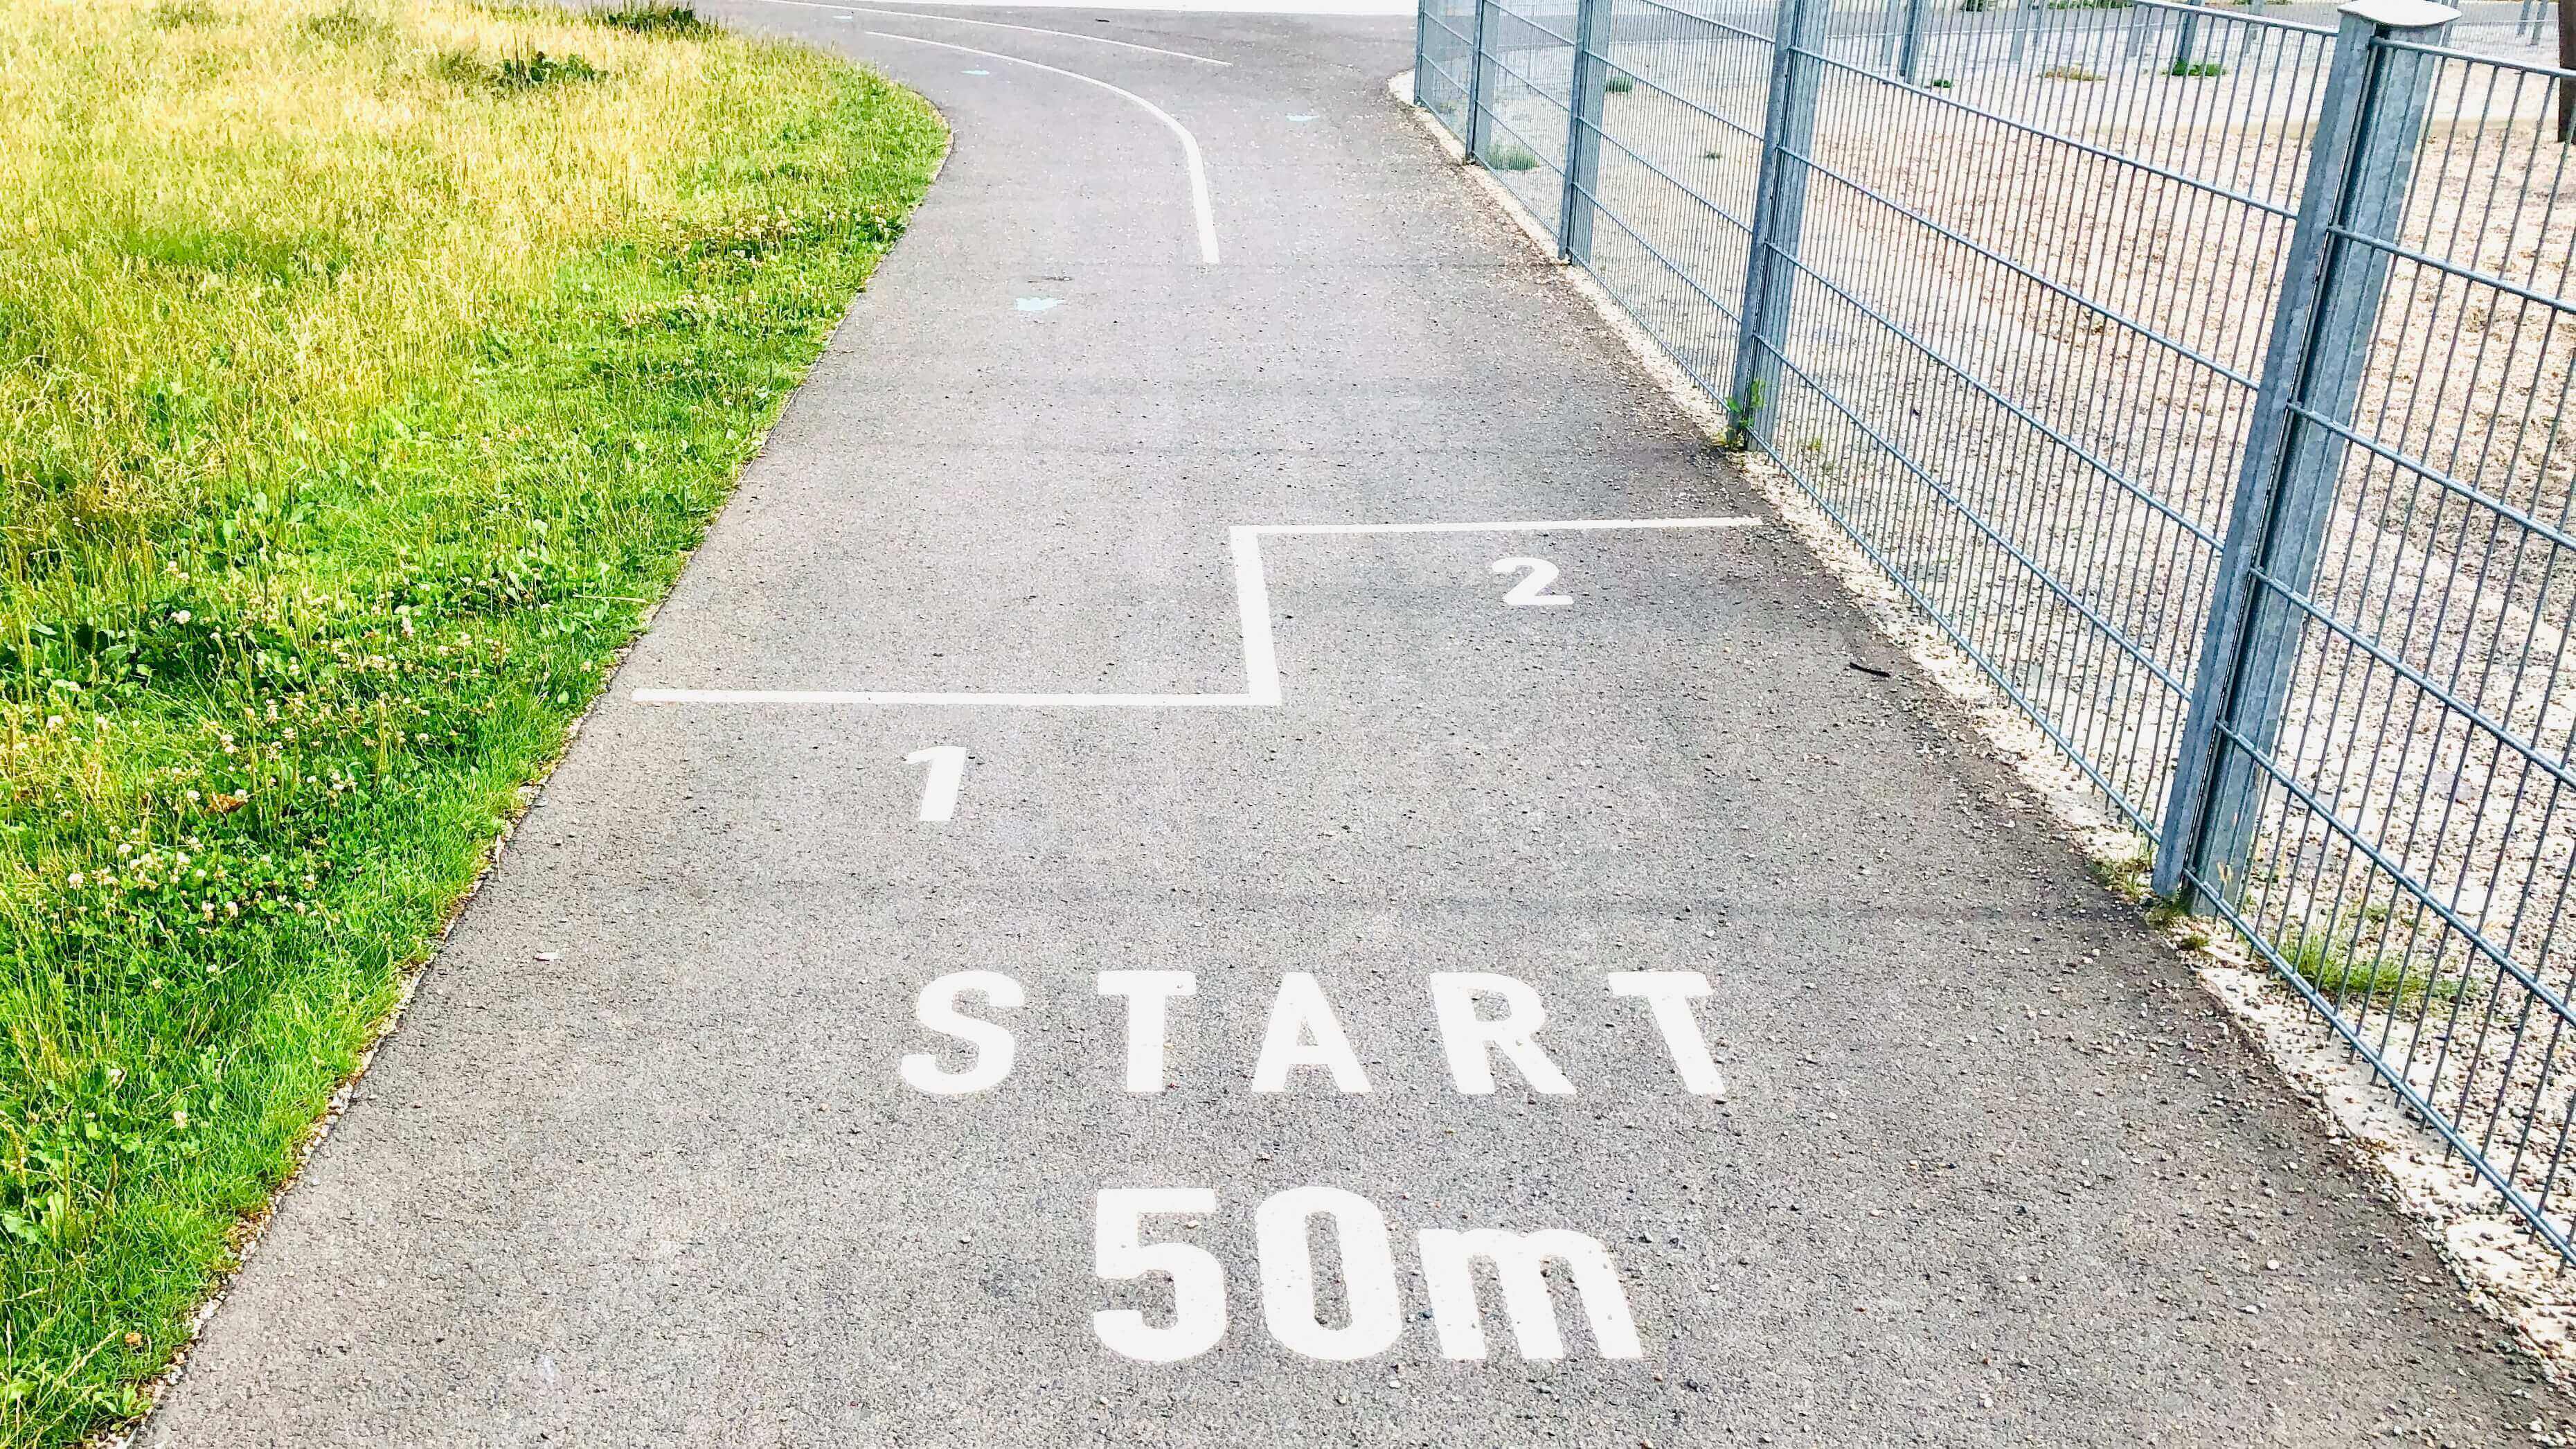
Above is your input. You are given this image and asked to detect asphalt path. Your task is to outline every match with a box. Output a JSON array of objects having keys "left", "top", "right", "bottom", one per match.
[{"left": 143, "top": 7, "right": 2562, "bottom": 1444}]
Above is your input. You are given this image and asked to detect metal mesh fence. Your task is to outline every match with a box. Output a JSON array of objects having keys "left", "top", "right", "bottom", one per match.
[
  {"left": 1472, "top": 0, "right": 1584, "bottom": 225},
  {"left": 2188, "top": 34, "right": 2576, "bottom": 1250},
  {"left": 1581, "top": 0, "right": 1771, "bottom": 398},
  {"left": 1413, "top": 0, "right": 2576, "bottom": 1256},
  {"left": 1418, "top": 0, "right": 1479, "bottom": 130},
  {"left": 1758, "top": 5, "right": 2340, "bottom": 831}
]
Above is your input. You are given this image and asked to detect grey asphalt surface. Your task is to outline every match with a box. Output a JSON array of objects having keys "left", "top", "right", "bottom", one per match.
[{"left": 142, "top": 7, "right": 2568, "bottom": 1446}]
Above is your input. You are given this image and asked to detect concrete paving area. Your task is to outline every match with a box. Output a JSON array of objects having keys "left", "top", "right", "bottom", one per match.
[{"left": 141, "top": 6, "right": 2566, "bottom": 1445}]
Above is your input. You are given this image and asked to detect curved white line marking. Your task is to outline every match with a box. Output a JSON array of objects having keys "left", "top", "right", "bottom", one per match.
[
  {"left": 739, "top": 0, "right": 1232, "bottom": 64},
  {"left": 861, "top": 29, "right": 1219, "bottom": 265}
]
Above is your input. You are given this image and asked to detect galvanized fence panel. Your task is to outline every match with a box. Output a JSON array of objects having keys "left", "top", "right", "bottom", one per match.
[
  {"left": 2173, "top": 32, "right": 2576, "bottom": 1252},
  {"left": 1472, "top": 0, "right": 1584, "bottom": 233},
  {"left": 1418, "top": 0, "right": 1480, "bottom": 132},
  {"left": 1573, "top": 0, "right": 1776, "bottom": 395},
  {"left": 1754, "top": 1, "right": 2341, "bottom": 833},
  {"left": 1416, "top": 0, "right": 2576, "bottom": 1256}
]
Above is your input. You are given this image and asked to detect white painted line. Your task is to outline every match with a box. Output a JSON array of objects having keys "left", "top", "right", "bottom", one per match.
[
  {"left": 861, "top": 30, "right": 1221, "bottom": 265},
  {"left": 737, "top": 0, "right": 1234, "bottom": 64},
  {"left": 633, "top": 690, "right": 1269, "bottom": 706},
  {"left": 1248, "top": 517, "right": 1763, "bottom": 536},
  {"left": 1228, "top": 526, "right": 1285, "bottom": 707},
  {"left": 633, "top": 516, "right": 1762, "bottom": 708}
]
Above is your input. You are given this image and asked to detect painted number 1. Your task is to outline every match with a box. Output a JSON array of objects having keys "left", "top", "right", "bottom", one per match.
[
  {"left": 906, "top": 745, "right": 965, "bottom": 822},
  {"left": 1492, "top": 556, "right": 1571, "bottom": 607}
]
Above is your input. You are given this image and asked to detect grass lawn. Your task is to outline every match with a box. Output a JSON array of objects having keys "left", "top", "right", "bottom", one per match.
[{"left": 0, "top": 1, "right": 945, "bottom": 1441}]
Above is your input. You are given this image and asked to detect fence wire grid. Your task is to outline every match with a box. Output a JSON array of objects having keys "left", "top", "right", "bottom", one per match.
[{"left": 1411, "top": 0, "right": 2576, "bottom": 1256}]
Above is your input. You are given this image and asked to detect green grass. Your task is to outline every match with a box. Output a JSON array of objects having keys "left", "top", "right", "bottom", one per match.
[
  {"left": 2085, "top": 835, "right": 2154, "bottom": 902},
  {"left": 1488, "top": 143, "right": 1543, "bottom": 172},
  {"left": 2168, "top": 59, "right": 2226, "bottom": 77},
  {"left": 2278, "top": 930, "right": 2458, "bottom": 1012},
  {"left": 593, "top": 1, "right": 716, "bottom": 35},
  {"left": 1602, "top": 72, "right": 1634, "bottom": 94},
  {"left": 0, "top": 1, "right": 945, "bottom": 1443}
]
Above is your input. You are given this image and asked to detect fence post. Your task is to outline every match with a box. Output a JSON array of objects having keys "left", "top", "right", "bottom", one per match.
[
  {"left": 1897, "top": 0, "right": 1929, "bottom": 81},
  {"left": 1559, "top": 0, "right": 1615, "bottom": 261},
  {"left": 2172, "top": 0, "right": 2204, "bottom": 75},
  {"left": 2559, "top": 0, "right": 2573, "bottom": 141},
  {"left": 2154, "top": 0, "right": 2458, "bottom": 907},
  {"left": 1728, "top": 0, "right": 1827, "bottom": 445},
  {"left": 1465, "top": 0, "right": 1494, "bottom": 160},
  {"left": 2010, "top": 0, "right": 2039, "bottom": 69}
]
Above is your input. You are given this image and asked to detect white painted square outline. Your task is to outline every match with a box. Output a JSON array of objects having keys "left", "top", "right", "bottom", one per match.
[{"left": 630, "top": 516, "right": 1762, "bottom": 707}]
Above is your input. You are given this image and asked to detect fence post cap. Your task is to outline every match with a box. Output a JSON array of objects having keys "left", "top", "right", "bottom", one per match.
[{"left": 2335, "top": 0, "right": 2458, "bottom": 30}]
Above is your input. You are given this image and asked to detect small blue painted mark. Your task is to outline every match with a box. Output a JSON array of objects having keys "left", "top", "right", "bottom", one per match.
[
  {"left": 1016, "top": 298, "right": 1062, "bottom": 313},
  {"left": 963, "top": 68, "right": 991, "bottom": 75},
  {"left": 1287, "top": 114, "right": 1319, "bottom": 123}
]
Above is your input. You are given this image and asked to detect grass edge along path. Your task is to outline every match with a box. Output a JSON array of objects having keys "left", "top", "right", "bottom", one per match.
[{"left": 0, "top": 5, "right": 945, "bottom": 1443}]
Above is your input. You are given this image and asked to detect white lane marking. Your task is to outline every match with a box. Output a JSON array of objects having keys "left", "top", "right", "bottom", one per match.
[
  {"left": 1017, "top": 296, "right": 1062, "bottom": 311},
  {"left": 633, "top": 690, "right": 1269, "bottom": 706},
  {"left": 1493, "top": 556, "right": 1571, "bottom": 607},
  {"left": 900, "top": 971, "right": 1021, "bottom": 1093},
  {"left": 1089, "top": 1187, "right": 1640, "bottom": 1365},
  {"left": 1255, "top": 1187, "right": 1403, "bottom": 1361},
  {"left": 906, "top": 744, "right": 967, "bottom": 820},
  {"left": 1092, "top": 1189, "right": 1227, "bottom": 1364},
  {"left": 736, "top": 0, "right": 1234, "bottom": 65},
  {"left": 1254, "top": 517, "right": 1762, "bottom": 536},
  {"left": 632, "top": 516, "right": 1762, "bottom": 708},
  {"left": 861, "top": 30, "right": 1220, "bottom": 265},
  {"left": 1228, "top": 526, "right": 1285, "bottom": 708}
]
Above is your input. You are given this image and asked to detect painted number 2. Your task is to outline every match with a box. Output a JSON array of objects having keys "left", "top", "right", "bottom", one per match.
[
  {"left": 1492, "top": 556, "right": 1571, "bottom": 607},
  {"left": 906, "top": 745, "right": 965, "bottom": 823}
]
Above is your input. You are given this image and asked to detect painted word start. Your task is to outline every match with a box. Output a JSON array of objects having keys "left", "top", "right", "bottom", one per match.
[{"left": 899, "top": 970, "right": 1724, "bottom": 1097}]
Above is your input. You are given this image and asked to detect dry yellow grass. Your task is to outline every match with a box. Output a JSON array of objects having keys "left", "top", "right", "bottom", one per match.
[{"left": 1, "top": 0, "right": 880, "bottom": 545}]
